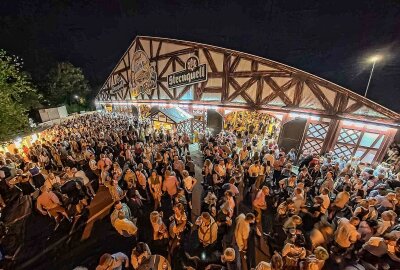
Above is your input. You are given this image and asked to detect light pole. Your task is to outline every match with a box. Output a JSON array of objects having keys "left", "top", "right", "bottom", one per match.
[{"left": 364, "top": 55, "right": 382, "bottom": 97}]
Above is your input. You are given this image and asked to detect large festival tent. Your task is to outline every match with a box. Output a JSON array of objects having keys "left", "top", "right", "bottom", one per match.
[{"left": 95, "top": 36, "right": 400, "bottom": 163}]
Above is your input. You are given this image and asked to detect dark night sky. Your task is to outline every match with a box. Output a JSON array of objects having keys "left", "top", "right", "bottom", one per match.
[{"left": 1, "top": 0, "right": 399, "bottom": 112}]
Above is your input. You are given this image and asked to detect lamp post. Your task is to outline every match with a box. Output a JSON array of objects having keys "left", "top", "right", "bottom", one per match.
[{"left": 364, "top": 55, "right": 382, "bottom": 97}]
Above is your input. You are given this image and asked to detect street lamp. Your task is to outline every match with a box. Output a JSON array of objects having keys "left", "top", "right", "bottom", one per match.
[
  {"left": 364, "top": 54, "right": 382, "bottom": 97},
  {"left": 74, "top": 95, "right": 79, "bottom": 100}
]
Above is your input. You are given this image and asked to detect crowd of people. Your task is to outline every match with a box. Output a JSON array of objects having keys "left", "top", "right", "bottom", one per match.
[
  {"left": 0, "top": 112, "right": 399, "bottom": 270},
  {"left": 385, "top": 143, "right": 400, "bottom": 175},
  {"left": 224, "top": 111, "right": 280, "bottom": 147}
]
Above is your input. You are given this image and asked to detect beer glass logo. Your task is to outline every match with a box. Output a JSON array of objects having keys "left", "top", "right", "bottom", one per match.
[{"left": 130, "top": 50, "right": 157, "bottom": 97}]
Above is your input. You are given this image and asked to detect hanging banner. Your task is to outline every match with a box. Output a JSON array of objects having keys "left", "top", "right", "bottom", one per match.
[
  {"left": 167, "top": 56, "right": 207, "bottom": 89},
  {"left": 130, "top": 50, "right": 157, "bottom": 97}
]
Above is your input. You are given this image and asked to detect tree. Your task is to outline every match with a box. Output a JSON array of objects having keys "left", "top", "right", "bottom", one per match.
[
  {"left": 43, "top": 62, "right": 91, "bottom": 111},
  {"left": 0, "top": 49, "right": 41, "bottom": 142}
]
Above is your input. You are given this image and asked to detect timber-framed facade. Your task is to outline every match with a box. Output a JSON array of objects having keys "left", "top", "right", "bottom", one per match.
[{"left": 96, "top": 36, "right": 399, "bottom": 163}]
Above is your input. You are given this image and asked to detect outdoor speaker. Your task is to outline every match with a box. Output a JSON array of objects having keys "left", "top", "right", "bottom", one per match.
[
  {"left": 207, "top": 109, "right": 223, "bottom": 136},
  {"left": 278, "top": 118, "right": 307, "bottom": 153}
]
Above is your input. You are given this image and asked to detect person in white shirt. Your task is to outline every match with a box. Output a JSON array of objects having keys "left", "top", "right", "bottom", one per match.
[
  {"left": 376, "top": 210, "right": 397, "bottom": 236},
  {"left": 71, "top": 167, "right": 95, "bottom": 196},
  {"left": 182, "top": 170, "right": 197, "bottom": 209},
  {"left": 114, "top": 211, "right": 138, "bottom": 237},
  {"left": 320, "top": 188, "right": 330, "bottom": 214},
  {"left": 334, "top": 217, "right": 360, "bottom": 250},
  {"left": 228, "top": 177, "right": 239, "bottom": 196},
  {"left": 96, "top": 252, "right": 129, "bottom": 270},
  {"left": 333, "top": 186, "right": 351, "bottom": 209},
  {"left": 292, "top": 187, "right": 305, "bottom": 214},
  {"left": 182, "top": 170, "right": 196, "bottom": 193},
  {"left": 234, "top": 213, "right": 255, "bottom": 251}
]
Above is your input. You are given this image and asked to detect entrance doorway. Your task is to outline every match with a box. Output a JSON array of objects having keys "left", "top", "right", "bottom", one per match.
[{"left": 223, "top": 110, "right": 281, "bottom": 147}]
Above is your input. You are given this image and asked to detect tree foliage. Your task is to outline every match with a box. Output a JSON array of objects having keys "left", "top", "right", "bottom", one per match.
[
  {"left": 0, "top": 49, "right": 41, "bottom": 142},
  {"left": 43, "top": 62, "right": 91, "bottom": 108}
]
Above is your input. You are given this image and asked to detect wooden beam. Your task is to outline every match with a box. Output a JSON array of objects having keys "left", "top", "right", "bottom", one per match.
[
  {"left": 114, "top": 67, "right": 130, "bottom": 74},
  {"left": 122, "top": 86, "right": 130, "bottom": 100},
  {"left": 175, "top": 56, "right": 185, "bottom": 68},
  {"left": 344, "top": 102, "right": 363, "bottom": 113},
  {"left": 339, "top": 94, "right": 349, "bottom": 113},
  {"left": 281, "top": 78, "right": 297, "bottom": 92},
  {"left": 264, "top": 77, "right": 292, "bottom": 106},
  {"left": 151, "top": 48, "right": 195, "bottom": 61},
  {"left": 358, "top": 133, "right": 384, "bottom": 160},
  {"left": 117, "top": 90, "right": 124, "bottom": 100},
  {"left": 119, "top": 72, "right": 128, "bottom": 84},
  {"left": 221, "top": 53, "right": 230, "bottom": 102},
  {"left": 255, "top": 77, "right": 263, "bottom": 104},
  {"left": 251, "top": 60, "right": 258, "bottom": 72},
  {"left": 207, "top": 72, "right": 223, "bottom": 78},
  {"left": 370, "top": 134, "right": 383, "bottom": 148},
  {"left": 128, "top": 87, "right": 132, "bottom": 100},
  {"left": 227, "top": 77, "right": 258, "bottom": 101},
  {"left": 135, "top": 38, "right": 144, "bottom": 51},
  {"left": 230, "top": 56, "right": 241, "bottom": 72},
  {"left": 333, "top": 93, "right": 346, "bottom": 113},
  {"left": 150, "top": 39, "right": 153, "bottom": 58},
  {"left": 176, "top": 85, "right": 192, "bottom": 100},
  {"left": 241, "top": 92, "right": 255, "bottom": 106},
  {"left": 293, "top": 81, "right": 304, "bottom": 106},
  {"left": 158, "top": 58, "right": 174, "bottom": 78},
  {"left": 203, "top": 87, "right": 222, "bottom": 93},
  {"left": 203, "top": 48, "right": 218, "bottom": 72},
  {"left": 229, "top": 77, "right": 242, "bottom": 91},
  {"left": 158, "top": 82, "right": 174, "bottom": 99},
  {"left": 261, "top": 92, "right": 277, "bottom": 104},
  {"left": 156, "top": 41, "right": 163, "bottom": 57},
  {"left": 172, "top": 57, "right": 177, "bottom": 72},
  {"left": 230, "top": 71, "right": 290, "bottom": 77},
  {"left": 375, "top": 129, "right": 396, "bottom": 162},
  {"left": 196, "top": 81, "right": 207, "bottom": 100},
  {"left": 172, "top": 58, "right": 177, "bottom": 98},
  {"left": 306, "top": 81, "right": 334, "bottom": 112},
  {"left": 321, "top": 119, "right": 340, "bottom": 153}
]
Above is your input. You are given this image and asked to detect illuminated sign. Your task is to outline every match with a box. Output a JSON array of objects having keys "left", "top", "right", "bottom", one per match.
[{"left": 167, "top": 56, "right": 207, "bottom": 89}]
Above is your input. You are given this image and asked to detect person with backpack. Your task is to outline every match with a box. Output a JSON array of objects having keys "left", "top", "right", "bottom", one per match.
[{"left": 196, "top": 211, "right": 218, "bottom": 247}]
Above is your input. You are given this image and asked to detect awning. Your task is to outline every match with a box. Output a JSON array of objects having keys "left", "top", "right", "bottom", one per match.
[{"left": 151, "top": 107, "right": 193, "bottom": 124}]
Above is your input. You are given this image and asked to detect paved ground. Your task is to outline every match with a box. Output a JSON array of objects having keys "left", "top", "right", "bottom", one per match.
[
  {"left": 6, "top": 144, "right": 205, "bottom": 270},
  {"left": 5, "top": 143, "right": 272, "bottom": 270}
]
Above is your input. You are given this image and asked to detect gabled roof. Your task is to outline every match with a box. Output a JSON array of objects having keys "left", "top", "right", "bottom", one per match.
[{"left": 96, "top": 36, "right": 400, "bottom": 125}]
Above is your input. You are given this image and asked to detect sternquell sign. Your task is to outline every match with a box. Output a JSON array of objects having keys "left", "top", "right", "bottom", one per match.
[{"left": 167, "top": 56, "right": 207, "bottom": 89}]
